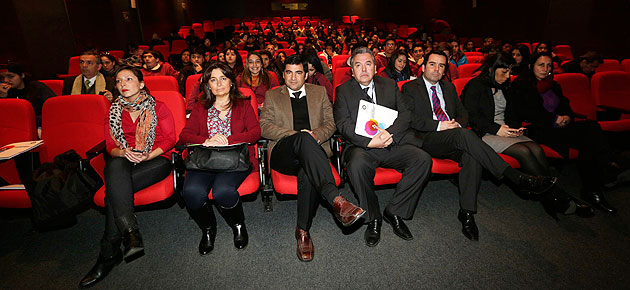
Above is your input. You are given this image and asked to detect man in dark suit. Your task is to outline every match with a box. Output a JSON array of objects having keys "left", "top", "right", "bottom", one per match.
[
  {"left": 401, "top": 50, "right": 557, "bottom": 241},
  {"left": 62, "top": 49, "right": 115, "bottom": 101},
  {"left": 334, "top": 47, "right": 432, "bottom": 247},
  {"left": 260, "top": 54, "right": 364, "bottom": 262}
]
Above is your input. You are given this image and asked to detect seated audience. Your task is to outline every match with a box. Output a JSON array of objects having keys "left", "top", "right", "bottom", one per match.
[
  {"left": 237, "top": 51, "right": 279, "bottom": 106},
  {"left": 0, "top": 63, "right": 56, "bottom": 125},
  {"left": 140, "top": 50, "right": 179, "bottom": 78},
  {"left": 172, "top": 48, "right": 191, "bottom": 71},
  {"left": 534, "top": 41, "right": 562, "bottom": 65},
  {"left": 461, "top": 53, "right": 593, "bottom": 218},
  {"left": 463, "top": 40, "right": 476, "bottom": 52},
  {"left": 62, "top": 49, "right": 115, "bottom": 101},
  {"left": 448, "top": 39, "right": 468, "bottom": 67},
  {"left": 375, "top": 38, "right": 398, "bottom": 70},
  {"left": 378, "top": 50, "right": 415, "bottom": 82},
  {"left": 511, "top": 52, "right": 618, "bottom": 214},
  {"left": 179, "top": 62, "right": 260, "bottom": 255},
  {"left": 560, "top": 51, "right": 603, "bottom": 79},
  {"left": 79, "top": 66, "right": 175, "bottom": 288},
  {"left": 100, "top": 52, "right": 120, "bottom": 80},
  {"left": 510, "top": 44, "right": 531, "bottom": 76},
  {"left": 304, "top": 53, "right": 334, "bottom": 101},
  {"left": 223, "top": 47, "right": 244, "bottom": 76},
  {"left": 120, "top": 44, "right": 144, "bottom": 67}
]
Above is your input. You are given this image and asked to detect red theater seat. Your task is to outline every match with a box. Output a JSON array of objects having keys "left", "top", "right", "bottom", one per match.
[
  {"left": 144, "top": 76, "right": 179, "bottom": 92},
  {"left": 40, "top": 80, "right": 63, "bottom": 96},
  {"left": 0, "top": 99, "right": 38, "bottom": 208},
  {"left": 458, "top": 63, "right": 482, "bottom": 78},
  {"left": 591, "top": 71, "right": 630, "bottom": 110},
  {"left": 595, "top": 59, "right": 622, "bottom": 73},
  {"left": 93, "top": 93, "right": 186, "bottom": 207}
]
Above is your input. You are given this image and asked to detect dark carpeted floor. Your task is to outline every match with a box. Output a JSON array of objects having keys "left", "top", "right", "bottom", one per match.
[{"left": 1, "top": 165, "right": 629, "bottom": 290}]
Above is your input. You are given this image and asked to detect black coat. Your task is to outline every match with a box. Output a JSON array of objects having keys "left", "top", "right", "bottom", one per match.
[
  {"left": 401, "top": 77, "right": 469, "bottom": 134},
  {"left": 460, "top": 76, "right": 521, "bottom": 137},
  {"left": 333, "top": 75, "right": 419, "bottom": 148}
]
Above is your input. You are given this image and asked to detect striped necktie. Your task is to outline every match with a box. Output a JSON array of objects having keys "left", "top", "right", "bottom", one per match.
[{"left": 431, "top": 86, "right": 449, "bottom": 121}]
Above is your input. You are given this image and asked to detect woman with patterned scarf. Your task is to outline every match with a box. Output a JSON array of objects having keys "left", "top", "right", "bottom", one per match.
[
  {"left": 79, "top": 66, "right": 176, "bottom": 288},
  {"left": 511, "top": 52, "right": 618, "bottom": 215}
]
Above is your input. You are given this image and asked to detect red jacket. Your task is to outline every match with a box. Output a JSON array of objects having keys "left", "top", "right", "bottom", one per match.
[{"left": 179, "top": 98, "right": 261, "bottom": 171}]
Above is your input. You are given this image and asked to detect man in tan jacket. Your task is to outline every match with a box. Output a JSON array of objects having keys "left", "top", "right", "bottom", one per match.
[{"left": 260, "top": 54, "right": 364, "bottom": 262}]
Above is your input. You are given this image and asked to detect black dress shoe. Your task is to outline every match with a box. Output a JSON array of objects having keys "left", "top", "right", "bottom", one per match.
[
  {"left": 79, "top": 249, "right": 123, "bottom": 288},
  {"left": 364, "top": 219, "right": 382, "bottom": 247},
  {"left": 581, "top": 190, "right": 616, "bottom": 214},
  {"left": 518, "top": 175, "right": 558, "bottom": 195},
  {"left": 457, "top": 209, "right": 479, "bottom": 241},
  {"left": 382, "top": 209, "right": 413, "bottom": 240}
]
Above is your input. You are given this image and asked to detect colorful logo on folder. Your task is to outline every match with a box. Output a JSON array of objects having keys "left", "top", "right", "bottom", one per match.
[{"left": 364, "top": 119, "right": 388, "bottom": 136}]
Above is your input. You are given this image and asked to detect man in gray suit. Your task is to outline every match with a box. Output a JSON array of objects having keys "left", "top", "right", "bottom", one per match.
[
  {"left": 260, "top": 54, "right": 364, "bottom": 262},
  {"left": 334, "top": 47, "right": 433, "bottom": 247}
]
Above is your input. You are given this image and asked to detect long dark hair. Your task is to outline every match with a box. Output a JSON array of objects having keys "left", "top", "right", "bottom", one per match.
[
  {"left": 384, "top": 50, "right": 412, "bottom": 80},
  {"left": 199, "top": 62, "right": 244, "bottom": 110},
  {"left": 222, "top": 47, "right": 244, "bottom": 76},
  {"left": 476, "top": 52, "right": 515, "bottom": 88},
  {"left": 241, "top": 51, "right": 270, "bottom": 88}
]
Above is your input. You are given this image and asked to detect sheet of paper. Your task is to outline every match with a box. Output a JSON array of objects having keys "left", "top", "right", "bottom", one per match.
[{"left": 354, "top": 100, "right": 398, "bottom": 138}]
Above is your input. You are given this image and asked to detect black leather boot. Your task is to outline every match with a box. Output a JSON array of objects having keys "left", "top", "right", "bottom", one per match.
[
  {"left": 541, "top": 188, "right": 595, "bottom": 219},
  {"left": 219, "top": 201, "right": 248, "bottom": 249},
  {"left": 79, "top": 238, "right": 122, "bottom": 288},
  {"left": 190, "top": 203, "right": 217, "bottom": 255},
  {"left": 115, "top": 213, "right": 144, "bottom": 262}
]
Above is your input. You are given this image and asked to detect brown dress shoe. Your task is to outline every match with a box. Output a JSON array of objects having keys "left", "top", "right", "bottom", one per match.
[
  {"left": 295, "top": 228, "right": 314, "bottom": 262},
  {"left": 332, "top": 195, "right": 366, "bottom": 227}
]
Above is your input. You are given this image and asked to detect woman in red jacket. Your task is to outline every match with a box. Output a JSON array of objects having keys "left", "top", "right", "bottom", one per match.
[
  {"left": 179, "top": 62, "right": 261, "bottom": 255},
  {"left": 80, "top": 66, "right": 176, "bottom": 288}
]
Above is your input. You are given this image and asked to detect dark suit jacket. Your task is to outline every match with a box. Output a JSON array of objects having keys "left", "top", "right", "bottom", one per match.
[
  {"left": 260, "top": 83, "right": 336, "bottom": 157},
  {"left": 62, "top": 73, "right": 115, "bottom": 95},
  {"left": 334, "top": 75, "right": 419, "bottom": 148},
  {"left": 401, "top": 77, "right": 469, "bottom": 135},
  {"left": 460, "top": 76, "right": 521, "bottom": 137}
]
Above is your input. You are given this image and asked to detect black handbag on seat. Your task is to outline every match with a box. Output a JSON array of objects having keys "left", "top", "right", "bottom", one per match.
[{"left": 184, "top": 142, "right": 251, "bottom": 172}]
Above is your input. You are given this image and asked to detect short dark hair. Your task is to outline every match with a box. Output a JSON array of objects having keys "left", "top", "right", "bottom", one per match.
[
  {"left": 421, "top": 50, "right": 450, "bottom": 78},
  {"left": 284, "top": 53, "right": 308, "bottom": 72},
  {"left": 142, "top": 50, "right": 164, "bottom": 62},
  {"left": 81, "top": 49, "right": 102, "bottom": 64},
  {"left": 579, "top": 51, "right": 603, "bottom": 64}
]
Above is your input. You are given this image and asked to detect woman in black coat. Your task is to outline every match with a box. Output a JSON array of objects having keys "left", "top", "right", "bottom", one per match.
[
  {"left": 462, "top": 53, "right": 593, "bottom": 218},
  {"left": 510, "top": 52, "right": 617, "bottom": 214}
]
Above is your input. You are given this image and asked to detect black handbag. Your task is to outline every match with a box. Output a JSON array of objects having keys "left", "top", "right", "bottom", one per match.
[{"left": 184, "top": 142, "right": 251, "bottom": 172}]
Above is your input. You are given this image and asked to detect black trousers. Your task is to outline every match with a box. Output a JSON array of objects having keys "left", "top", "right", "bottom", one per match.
[
  {"left": 421, "top": 128, "right": 510, "bottom": 212},
  {"left": 103, "top": 156, "right": 171, "bottom": 240},
  {"left": 344, "top": 144, "right": 432, "bottom": 221},
  {"left": 270, "top": 132, "right": 338, "bottom": 231},
  {"left": 182, "top": 169, "right": 250, "bottom": 210},
  {"left": 527, "top": 120, "right": 611, "bottom": 190}
]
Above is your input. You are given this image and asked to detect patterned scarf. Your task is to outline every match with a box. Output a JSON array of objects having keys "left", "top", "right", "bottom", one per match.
[{"left": 108, "top": 90, "right": 157, "bottom": 153}]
